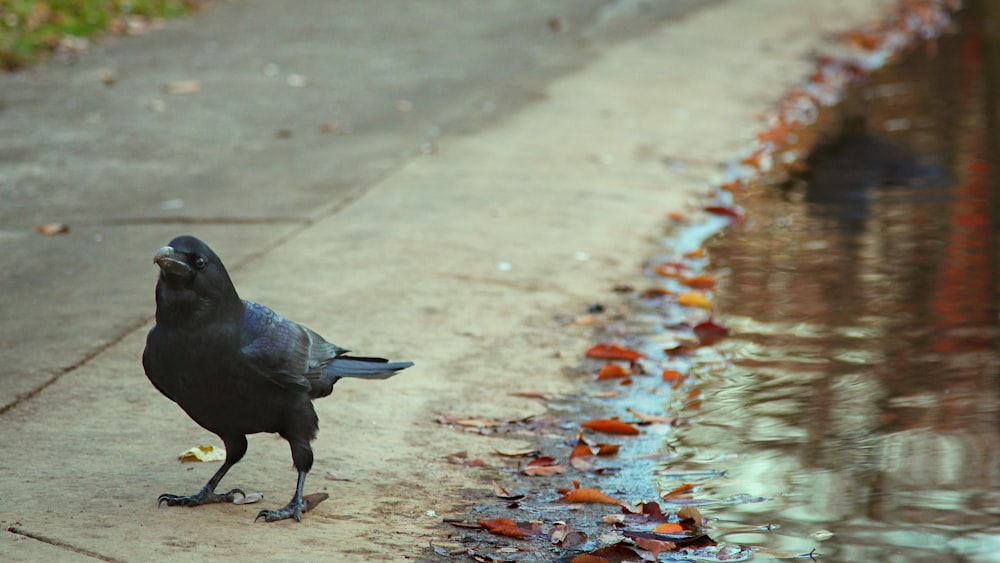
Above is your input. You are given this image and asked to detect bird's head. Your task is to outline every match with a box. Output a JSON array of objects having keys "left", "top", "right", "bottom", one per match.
[{"left": 153, "top": 236, "right": 241, "bottom": 324}]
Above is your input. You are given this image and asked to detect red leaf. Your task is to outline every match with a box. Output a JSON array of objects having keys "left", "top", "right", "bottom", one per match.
[
  {"left": 704, "top": 205, "right": 743, "bottom": 220},
  {"left": 694, "top": 319, "right": 730, "bottom": 345}
]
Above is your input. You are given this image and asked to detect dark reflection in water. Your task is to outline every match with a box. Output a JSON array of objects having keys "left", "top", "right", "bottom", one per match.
[{"left": 688, "top": 3, "right": 1000, "bottom": 562}]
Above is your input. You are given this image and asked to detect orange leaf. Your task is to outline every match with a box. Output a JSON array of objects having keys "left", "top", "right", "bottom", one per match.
[
  {"left": 585, "top": 343, "right": 645, "bottom": 362},
  {"left": 597, "top": 363, "right": 630, "bottom": 380},
  {"left": 477, "top": 517, "right": 538, "bottom": 539},
  {"left": 523, "top": 464, "right": 566, "bottom": 476},
  {"left": 559, "top": 487, "right": 625, "bottom": 506},
  {"left": 631, "top": 536, "right": 676, "bottom": 558},
  {"left": 718, "top": 179, "right": 743, "bottom": 192},
  {"left": 652, "top": 523, "right": 685, "bottom": 534},
  {"left": 661, "top": 369, "right": 685, "bottom": 383},
  {"left": 594, "top": 443, "right": 621, "bottom": 456},
  {"left": 581, "top": 418, "right": 640, "bottom": 435},
  {"left": 681, "top": 275, "right": 716, "bottom": 289},
  {"left": 677, "top": 292, "right": 712, "bottom": 310},
  {"left": 682, "top": 247, "right": 705, "bottom": 259},
  {"left": 663, "top": 483, "right": 695, "bottom": 499},
  {"left": 667, "top": 211, "right": 686, "bottom": 222},
  {"left": 653, "top": 262, "right": 687, "bottom": 278},
  {"left": 570, "top": 444, "right": 595, "bottom": 459}
]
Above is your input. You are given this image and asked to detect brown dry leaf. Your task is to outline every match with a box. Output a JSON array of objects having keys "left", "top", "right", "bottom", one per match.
[
  {"left": 507, "top": 390, "right": 556, "bottom": 401},
  {"left": 491, "top": 480, "right": 524, "bottom": 501},
  {"left": 494, "top": 447, "right": 540, "bottom": 458},
  {"left": 445, "top": 451, "right": 487, "bottom": 467},
  {"left": 631, "top": 535, "right": 676, "bottom": 559},
  {"left": 477, "top": 517, "right": 539, "bottom": 539},
  {"left": 301, "top": 492, "right": 329, "bottom": 513},
  {"left": 436, "top": 414, "right": 504, "bottom": 428},
  {"left": 678, "top": 505, "right": 704, "bottom": 524},
  {"left": 36, "top": 223, "right": 69, "bottom": 235},
  {"left": 581, "top": 417, "right": 640, "bottom": 435},
  {"left": 677, "top": 292, "right": 712, "bottom": 310},
  {"left": 323, "top": 472, "right": 351, "bottom": 481},
  {"left": 683, "top": 247, "right": 706, "bottom": 259},
  {"left": 523, "top": 456, "right": 565, "bottom": 477},
  {"left": 570, "top": 444, "right": 595, "bottom": 459},
  {"left": 162, "top": 80, "right": 201, "bottom": 95},
  {"left": 626, "top": 408, "right": 677, "bottom": 424},
  {"left": 596, "top": 363, "right": 630, "bottom": 380},
  {"left": 549, "top": 521, "right": 588, "bottom": 548}
]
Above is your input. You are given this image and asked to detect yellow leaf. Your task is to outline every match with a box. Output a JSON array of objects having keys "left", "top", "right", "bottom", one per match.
[
  {"left": 178, "top": 444, "right": 226, "bottom": 463},
  {"left": 677, "top": 292, "right": 712, "bottom": 310}
]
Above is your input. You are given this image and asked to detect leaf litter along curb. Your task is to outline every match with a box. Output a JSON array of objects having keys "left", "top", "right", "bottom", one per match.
[{"left": 433, "top": 2, "right": 959, "bottom": 561}]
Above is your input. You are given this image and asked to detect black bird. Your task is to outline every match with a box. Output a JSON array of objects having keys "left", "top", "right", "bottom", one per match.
[{"left": 142, "top": 235, "right": 413, "bottom": 522}]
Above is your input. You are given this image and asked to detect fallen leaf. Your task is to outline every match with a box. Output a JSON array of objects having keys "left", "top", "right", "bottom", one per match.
[
  {"left": 632, "top": 535, "right": 677, "bottom": 559},
  {"left": 626, "top": 408, "right": 677, "bottom": 424},
  {"left": 507, "top": 390, "right": 556, "bottom": 401},
  {"left": 494, "top": 447, "right": 540, "bottom": 457},
  {"left": 681, "top": 275, "right": 716, "bottom": 289},
  {"left": 639, "top": 287, "right": 673, "bottom": 299},
  {"left": 549, "top": 521, "right": 588, "bottom": 548},
  {"left": 602, "top": 513, "right": 626, "bottom": 525},
  {"left": 570, "top": 444, "right": 595, "bottom": 459},
  {"left": 178, "top": 444, "right": 225, "bottom": 462},
  {"left": 677, "top": 292, "right": 712, "bottom": 310},
  {"left": 581, "top": 418, "right": 640, "bottom": 435},
  {"left": 162, "top": 79, "right": 201, "bottom": 95},
  {"left": 477, "top": 517, "right": 539, "bottom": 539},
  {"left": 36, "top": 223, "right": 69, "bottom": 235},
  {"left": 594, "top": 443, "right": 621, "bottom": 456},
  {"left": 523, "top": 456, "right": 566, "bottom": 476},
  {"left": 678, "top": 505, "right": 704, "bottom": 525},
  {"left": 718, "top": 179, "right": 743, "bottom": 192},
  {"left": 559, "top": 486, "right": 626, "bottom": 507},
  {"left": 301, "top": 492, "right": 329, "bottom": 513},
  {"left": 491, "top": 481, "right": 524, "bottom": 501},
  {"left": 661, "top": 369, "right": 685, "bottom": 383},
  {"left": 683, "top": 248, "right": 706, "bottom": 259},
  {"left": 323, "top": 472, "right": 351, "bottom": 481},
  {"left": 587, "top": 390, "right": 621, "bottom": 399},
  {"left": 663, "top": 483, "right": 696, "bottom": 499},
  {"left": 586, "top": 343, "right": 645, "bottom": 362},
  {"left": 436, "top": 415, "right": 504, "bottom": 428},
  {"left": 569, "top": 456, "right": 594, "bottom": 471},
  {"left": 597, "top": 363, "right": 630, "bottom": 380},
  {"left": 653, "top": 523, "right": 685, "bottom": 534},
  {"left": 571, "top": 545, "right": 642, "bottom": 563},
  {"left": 704, "top": 205, "right": 744, "bottom": 220},
  {"left": 231, "top": 491, "right": 263, "bottom": 505},
  {"left": 445, "top": 451, "right": 487, "bottom": 467},
  {"left": 653, "top": 262, "right": 688, "bottom": 278},
  {"left": 694, "top": 319, "right": 730, "bottom": 346}
]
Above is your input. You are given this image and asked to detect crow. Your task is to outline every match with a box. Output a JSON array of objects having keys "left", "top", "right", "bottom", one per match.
[{"left": 142, "top": 235, "right": 413, "bottom": 522}]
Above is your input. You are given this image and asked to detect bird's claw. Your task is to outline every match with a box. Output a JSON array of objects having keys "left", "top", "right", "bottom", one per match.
[
  {"left": 255, "top": 498, "right": 307, "bottom": 523},
  {"left": 158, "top": 488, "right": 245, "bottom": 507}
]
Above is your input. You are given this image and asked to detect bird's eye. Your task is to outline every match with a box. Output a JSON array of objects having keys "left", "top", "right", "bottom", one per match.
[{"left": 193, "top": 256, "right": 207, "bottom": 270}]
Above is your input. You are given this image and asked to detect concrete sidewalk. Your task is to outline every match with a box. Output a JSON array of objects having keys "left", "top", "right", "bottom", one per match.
[{"left": 0, "top": 0, "right": 891, "bottom": 560}]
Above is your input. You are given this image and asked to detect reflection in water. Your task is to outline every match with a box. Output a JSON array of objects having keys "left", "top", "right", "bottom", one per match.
[{"left": 683, "top": 3, "right": 1000, "bottom": 562}]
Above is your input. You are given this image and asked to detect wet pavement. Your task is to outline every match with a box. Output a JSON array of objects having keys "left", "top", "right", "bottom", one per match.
[{"left": 699, "top": 4, "right": 1000, "bottom": 561}]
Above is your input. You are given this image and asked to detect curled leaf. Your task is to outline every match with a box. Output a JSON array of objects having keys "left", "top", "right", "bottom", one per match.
[{"left": 178, "top": 444, "right": 225, "bottom": 463}]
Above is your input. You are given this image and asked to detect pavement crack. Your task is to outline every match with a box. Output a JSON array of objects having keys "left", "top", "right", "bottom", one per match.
[{"left": 6, "top": 525, "right": 125, "bottom": 563}]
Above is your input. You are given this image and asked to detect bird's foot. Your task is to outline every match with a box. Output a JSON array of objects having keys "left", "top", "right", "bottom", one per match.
[
  {"left": 158, "top": 487, "right": 245, "bottom": 507},
  {"left": 255, "top": 497, "right": 307, "bottom": 523}
]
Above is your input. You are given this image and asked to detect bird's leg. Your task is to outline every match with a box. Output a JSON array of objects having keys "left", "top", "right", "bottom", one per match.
[
  {"left": 158, "top": 435, "right": 248, "bottom": 508},
  {"left": 255, "top": 470, "right": 308, "bottom": 523}
]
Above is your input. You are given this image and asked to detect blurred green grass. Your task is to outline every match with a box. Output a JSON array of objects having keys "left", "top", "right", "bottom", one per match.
[{"left": 0, "top": 0, "right": 202, "bottom": 69}]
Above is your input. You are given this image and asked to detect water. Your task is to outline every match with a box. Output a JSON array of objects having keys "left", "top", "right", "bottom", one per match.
[{"left": 689, "top": 4, "right": 1000, "bottom": 561}]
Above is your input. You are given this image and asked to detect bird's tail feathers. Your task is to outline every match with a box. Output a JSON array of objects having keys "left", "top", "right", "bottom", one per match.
[{"left": 325, "top": 356, "right": 414, "bottom": 380}]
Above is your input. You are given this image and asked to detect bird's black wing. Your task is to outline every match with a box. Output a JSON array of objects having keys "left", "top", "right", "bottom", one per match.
[{"left": 239, "top": 301, "right": 347, "bottom": 393}]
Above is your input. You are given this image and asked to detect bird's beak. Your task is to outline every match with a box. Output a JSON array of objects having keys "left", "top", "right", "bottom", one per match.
[{"left": 154, "top": 246, "right": 193, "bottom": 279}]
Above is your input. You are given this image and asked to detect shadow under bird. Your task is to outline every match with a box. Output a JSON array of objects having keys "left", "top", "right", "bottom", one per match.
[{"left": 142, "top": 235, "right": 413, "bottom": 522}]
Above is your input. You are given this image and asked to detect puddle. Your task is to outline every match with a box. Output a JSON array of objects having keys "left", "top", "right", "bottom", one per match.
[{"left": 689, "top": 3, "right": 1000, "bottom": 561}]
